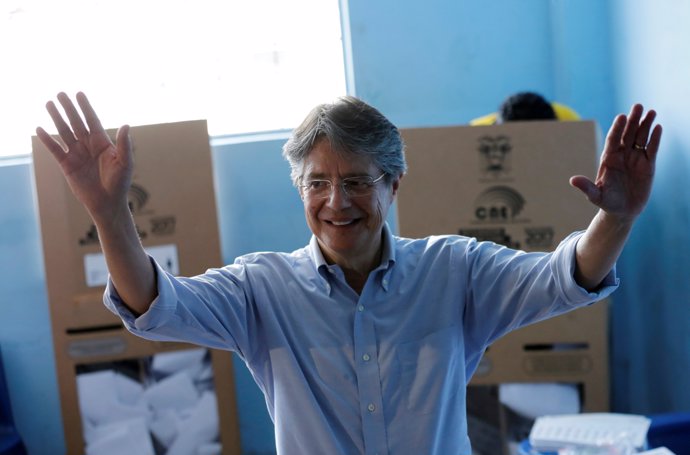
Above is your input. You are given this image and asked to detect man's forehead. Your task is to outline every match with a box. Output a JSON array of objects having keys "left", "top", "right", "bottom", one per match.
[{"left": 302, "top": 144, "right": 376, "bottom": 176}]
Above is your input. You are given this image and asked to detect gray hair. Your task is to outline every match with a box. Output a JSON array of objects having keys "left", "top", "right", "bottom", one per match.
[{"left": 282, "top": 95, "right": 407, "bottom": 185}]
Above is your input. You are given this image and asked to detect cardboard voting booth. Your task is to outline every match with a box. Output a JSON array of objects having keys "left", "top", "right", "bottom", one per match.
[
  {"left": 32, "top": 120, "right": 241, "bottom": 455},
  {"left": 398, "top": 121, "right": 609, "bottom": 454}
]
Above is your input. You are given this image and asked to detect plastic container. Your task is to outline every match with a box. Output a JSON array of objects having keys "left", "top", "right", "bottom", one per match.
[{"left": 518, "top": 439, "right": 558, "bottom": 455}]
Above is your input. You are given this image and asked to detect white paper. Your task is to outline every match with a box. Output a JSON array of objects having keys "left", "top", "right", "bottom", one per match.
[
  {"left": 85, "top": 417, "right": 155, "bottom": 455},
  {"left": 149, "top": 409, "right": 180, "bottom": 448},
  {"left": 143, "top": 370, "right": 198, "bottom": 413},
  {"left": 166, "top": 391, "right": 220, "bottom": 455},
  {"left": 84, "top": 243, "right": 179, "bottom": 286},
  {"left": 499, "top": 382, "right": 580, "bottom": 419},
  {"left": 77, "top": 370, "right": 149, "bottom": 430},
  {"left": 152, "top": 348, "right": 207, "bottom": 377},
  {"left": 639, "top": 448, "right": 676, "bottom": 455}
]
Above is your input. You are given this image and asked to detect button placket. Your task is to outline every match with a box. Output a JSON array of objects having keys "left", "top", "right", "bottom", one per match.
[{"left": 353, "top": 302, "right": 388, "bottom": 455}]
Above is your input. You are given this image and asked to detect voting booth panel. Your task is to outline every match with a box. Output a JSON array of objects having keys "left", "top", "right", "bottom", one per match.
[
  {"left": 32, "top": 121, "right": 241, "bottom": 455},
  {"left": 398, "top": 121, "right": 609, "bottom": 455}
]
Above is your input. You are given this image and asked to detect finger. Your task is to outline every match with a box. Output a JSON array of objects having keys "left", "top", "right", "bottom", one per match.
[
  {"left": 36, "top": 126, "right": 68, "bottom": 164},
  {"left": 645, "top": 124, "right": 663, "bottom": 161},
  {"left": 115, "top": 124, "right": 132, "bottom": 160},
  {"left": 57, "top": 92, "right": 89, "bottom": 142},
  {"left": 633, "top": 109, "right": 657, "bottom": 149},
  {"left": 76, "top": 92, "right": 107, "bottom": 137},
  {"left": 604, "top": 114, "right": 627, "bottom": 155},
  {"left": 569, "top": 175, "right": 601, "bottom": 205},
  {"left": 621, "top": 104, "right": 643, "bottom": 148},
  {"left": 45, "top": 100, "right": 77, "bottom": 147}
]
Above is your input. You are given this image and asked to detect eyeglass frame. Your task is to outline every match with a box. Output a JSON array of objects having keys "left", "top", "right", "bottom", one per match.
[{"left": 299, "top": 172, "right": 387, "bottom": 199}]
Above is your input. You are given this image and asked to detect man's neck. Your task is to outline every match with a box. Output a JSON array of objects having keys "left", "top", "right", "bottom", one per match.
[{"left": 318, "top": 236, "right": 384, "bottom": 294}]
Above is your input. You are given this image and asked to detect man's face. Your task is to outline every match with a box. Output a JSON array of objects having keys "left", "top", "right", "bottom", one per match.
[{"left": 300, "top": 139, "right": 399, "bottom": 267}]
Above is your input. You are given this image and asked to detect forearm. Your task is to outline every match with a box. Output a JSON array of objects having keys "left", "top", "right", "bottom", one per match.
[
  {"left": 93, "top": 204, "right": 157, "bottom": 315},
  {"left": 574, "top": 209, "right": 633, "bottom": 291}
]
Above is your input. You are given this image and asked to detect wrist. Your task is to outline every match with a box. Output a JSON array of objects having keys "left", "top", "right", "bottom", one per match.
[
  {"left": 90, "top": 200, "right": 134, "bottom": 231},
  {"left": 596, "top": 209, "right": 635, "bottom": 231}
]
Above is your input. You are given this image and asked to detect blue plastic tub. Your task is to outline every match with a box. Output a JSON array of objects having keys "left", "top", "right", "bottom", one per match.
[{"left": 647, "top": 412, "right": 690, "bottom": 455}]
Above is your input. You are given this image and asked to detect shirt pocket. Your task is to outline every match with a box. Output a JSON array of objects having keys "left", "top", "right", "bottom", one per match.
[{"left": 397, "top": 325, "right": 461, "bottom": 415}]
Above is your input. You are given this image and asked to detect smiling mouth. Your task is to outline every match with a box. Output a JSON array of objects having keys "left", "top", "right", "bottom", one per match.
[{"left": 329, "top": 219, "right": 356, "bottom": 226}]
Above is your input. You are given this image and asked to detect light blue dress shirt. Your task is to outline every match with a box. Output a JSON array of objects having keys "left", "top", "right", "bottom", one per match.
[{"left": 105, "top": 225, "right": 617, "bottom": 455}]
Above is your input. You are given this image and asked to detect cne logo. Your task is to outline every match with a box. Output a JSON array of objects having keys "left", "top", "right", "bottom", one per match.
[{"left": 473, "top": 186, "right": 525, "bottom": 223}]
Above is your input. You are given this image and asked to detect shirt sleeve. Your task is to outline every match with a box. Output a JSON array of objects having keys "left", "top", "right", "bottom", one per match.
[
  {"left": 103, "top": 258, "right": 179, "bottom": 336},
  {"left": 550, "top": 231, "right": 619, "bottom": 302},
  {"left": 461, "top": 230, "right": 618, "bottom": 351},
  {"left": 103, "top": 256, "right": 258, "bottom": 358}
]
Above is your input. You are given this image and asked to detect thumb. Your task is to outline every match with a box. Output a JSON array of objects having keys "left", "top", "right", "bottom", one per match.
[{"left": 569, "top": 175, "right": 600, "bottom": 204}]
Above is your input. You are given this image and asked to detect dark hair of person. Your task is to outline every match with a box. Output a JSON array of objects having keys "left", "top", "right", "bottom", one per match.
[{"left": 497, "top": 92, "right": 557, "bottom": 123}]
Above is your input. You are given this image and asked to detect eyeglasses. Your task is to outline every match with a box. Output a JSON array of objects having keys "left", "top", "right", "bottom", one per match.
[{"left": 299, "top": 173, "right": 386, "bottom": 199}]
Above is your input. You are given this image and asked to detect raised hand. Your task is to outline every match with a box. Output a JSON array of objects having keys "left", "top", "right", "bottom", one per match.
[
  {"left": 38, "top": 92, "right": 157, "bottom": 313},
  {"left": 570, "top": 104, "right": 662, "bottom": 222},
  {"left": 36, "top": 92, "right": 132, "bottom": 221}
]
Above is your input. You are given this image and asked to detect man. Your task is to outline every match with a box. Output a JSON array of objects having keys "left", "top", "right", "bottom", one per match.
[{"left": 37, "top": 92, "right": 661, "bottom": 454}]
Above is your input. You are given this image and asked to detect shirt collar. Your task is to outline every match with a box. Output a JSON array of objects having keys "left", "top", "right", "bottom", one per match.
[
  {"left": 308, "top": 223, "right": 397, "bottom": 273},
  {"left": 379, "top": 223, "right": 396, "bottom": 270}
]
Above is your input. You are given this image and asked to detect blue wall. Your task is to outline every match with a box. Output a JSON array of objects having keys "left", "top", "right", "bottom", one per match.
[
  {"left": 0, "top": 159, "right": 63, "bottom": 454},
  {"left": 607, "top": 0, "right": 690, "bottom": 413},
  {"left": 346, "top": 0, "right": 616, "bottom": 129},
  {"left": 1, "top": 1, "right": 689, "bottom": 454}
]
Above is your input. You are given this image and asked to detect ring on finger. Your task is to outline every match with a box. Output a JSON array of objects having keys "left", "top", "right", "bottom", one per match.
[{"left": 633, "top": 143, "right": 646, "bottom": 151}]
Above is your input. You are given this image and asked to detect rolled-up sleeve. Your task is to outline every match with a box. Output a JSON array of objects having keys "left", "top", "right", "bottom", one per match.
[
  {"left": 103, "top": 257, "right": 180, "bottom": 337},
  {"left": 550, "top": 231, "right": 619, "bottom": 304}
]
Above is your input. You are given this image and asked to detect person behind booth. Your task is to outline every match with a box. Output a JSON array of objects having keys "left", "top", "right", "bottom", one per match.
[
  {"left": 470, "top": 91, "right": 581, "bottom": 125},
  {"left": 37, "top": 92, "right": 661, "bottom": 455}
]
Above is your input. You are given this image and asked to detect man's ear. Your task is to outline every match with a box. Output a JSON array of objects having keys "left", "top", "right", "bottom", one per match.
[{"left": 390, "top": 173, "right": 403, "bottom": 200}]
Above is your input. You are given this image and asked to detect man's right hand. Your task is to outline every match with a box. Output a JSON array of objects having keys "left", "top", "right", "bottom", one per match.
[
  {"left": 36, "top": 92, "right": 132, "bottom": 223},
  {"left": 37, "top": 92, "right": 157, "bottom": 315}
]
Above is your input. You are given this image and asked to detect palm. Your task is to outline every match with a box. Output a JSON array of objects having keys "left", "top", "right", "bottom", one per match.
[
  {"left": 37, "top": 92, "right": 132, "bottom": 218},
  {"left": 570, "top": 104, "right": 662, "bottom": 222}
]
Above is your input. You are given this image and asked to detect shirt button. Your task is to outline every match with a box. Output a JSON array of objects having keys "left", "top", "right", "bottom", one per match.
[
  {"left": 367, "top": 403, "right": 375, "bottom": 412},
  {"left": 362, "top": 353, "right": 370, "bottom": 362},
  {"left": 357, "top": 305, "right": 365, "bottom": 312}
]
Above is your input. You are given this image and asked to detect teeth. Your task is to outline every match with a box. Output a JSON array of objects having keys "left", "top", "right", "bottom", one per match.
[{"left": 332, "top": 220, "right": 352, "bottom": 226}]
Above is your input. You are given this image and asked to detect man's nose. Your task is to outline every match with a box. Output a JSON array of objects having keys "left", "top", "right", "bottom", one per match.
[{"left": 326, "top": 182, "right": 352, "bottom": 207}]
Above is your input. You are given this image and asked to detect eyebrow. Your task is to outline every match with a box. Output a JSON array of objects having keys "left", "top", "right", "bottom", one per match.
[{"left": 303, "top": 171, "right": 372, "bottom": 180}]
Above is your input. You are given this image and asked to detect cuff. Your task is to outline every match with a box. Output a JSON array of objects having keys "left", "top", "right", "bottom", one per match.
[
  {"left": 102, "top": 256, "right": 178, "bottom": 333},
  {"left": 552, "top": 231, "right": 620, "bottom": 305}
]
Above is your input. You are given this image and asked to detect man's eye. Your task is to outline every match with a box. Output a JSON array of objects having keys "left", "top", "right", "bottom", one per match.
[
  {"left": 344, "top": 179, "right": 369, "bottom": 189},
  {"left": 308, "top": 180, "right": 329, "bottom": 190}
]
